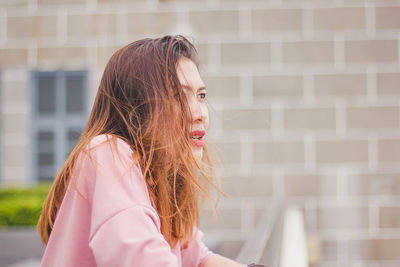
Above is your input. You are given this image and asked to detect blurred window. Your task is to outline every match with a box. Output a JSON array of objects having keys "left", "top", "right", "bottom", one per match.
[{"left": 31, "top": 71, "right": 88, "bottom": 182}]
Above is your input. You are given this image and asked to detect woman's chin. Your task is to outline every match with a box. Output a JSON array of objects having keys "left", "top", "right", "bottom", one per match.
[{"left": 191, "top": 147, "right": 203, "bottom": 161}]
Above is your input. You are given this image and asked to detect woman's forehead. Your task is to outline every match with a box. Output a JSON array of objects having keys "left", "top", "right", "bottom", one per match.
[{"left": 176, "top": 58, "right": 205, "bottom": 92}]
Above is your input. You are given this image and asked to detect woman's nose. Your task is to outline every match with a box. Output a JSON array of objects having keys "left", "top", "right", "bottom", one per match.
[{"left": 190, "top": 98, "right": 205, "bottom": 123}]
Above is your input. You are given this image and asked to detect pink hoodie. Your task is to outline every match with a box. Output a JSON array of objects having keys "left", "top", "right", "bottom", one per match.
[{"left": 41, "top": 134, "right": 213, "bottom": 267}]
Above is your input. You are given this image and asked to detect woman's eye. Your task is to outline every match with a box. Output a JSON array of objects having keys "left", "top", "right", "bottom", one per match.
[{"left": 198, "top": 93, "right": 207, "bottom": 100}]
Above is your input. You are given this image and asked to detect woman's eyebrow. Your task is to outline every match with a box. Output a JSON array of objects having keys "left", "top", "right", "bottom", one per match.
[{"left": 181, "top": 84, "right": 207, "bottom": 92}]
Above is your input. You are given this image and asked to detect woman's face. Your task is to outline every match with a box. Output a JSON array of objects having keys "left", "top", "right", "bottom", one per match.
[{"left": 176, "top": 57, "right": 209, "bottom": 160}]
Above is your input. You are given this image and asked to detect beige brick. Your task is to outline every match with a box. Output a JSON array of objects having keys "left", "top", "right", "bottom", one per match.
[
  {"left": 321, "top": 240, "right": 338, "bottom": 261},
  {"left": 7, "top": 17, "right": 31, "bottom": 38},
  {"left": 345, "top": 40, "right": 398, "bottom": 63},
  {"left": 37, "top": 47, "right": 87, "bottom": 63},
  {"left": 376, "top": 7, "right": 400, "bottom": 29},
  {"left": 38, "top": 0, "right": 83, "bottom": 4},
  {"left": 203, "top": 76, "right": 241, "bottom": 98},
  {"left": 127, "top": 12, "right": 177, "bottom": 35},
  {"left": 346, "top": 173, "right": 400, "bottom": 196},
  {"left": 253, "top": 75, "right": 303, "bottom": 97},
  {"left": 379, "top": 140, "right": 400, "bottom": 162},
  {"left": 213, "top": 240, "right": 244, "bottom": 261},
  {"left": 377, "top": 73, "right": 400, "bottom": 95},
  {"left": 0, "top": 0, "right": 29, "bottom": 6},
  {"left": 98, "top": 0, "right": 144, "bottom": 2},
  {"left": 347, "top": 106, "right": 399, "bottom": 129},
  {"left": 313, "top": 8, "right": 365, "bottom": 31},
  {"left": 189, "top": 10, "right": 239, "bottom": 33},
  {"left": 221, "top": 0, "right": 258, "bottom": 2},
  {"left": 3, "top": 132, "right": 27, "bottom": 147},
  {"left": 380, "top": 206, "right": 400, "bottom": 228},
  {"left": 221, "top": 109, "right": 271, "bottom": 129},
  {"left": 221, "top": 42, "right": 270, "bottom": 64},
  {"left": 348, "top": 175, "right": 367, "bottom": 196},
  {"left": 33, "top": 16, "right": 58, "bottom": 37},
  {"left": 3, "top": 167, "right": 28, "bottom": 185},
  {"left": 97, "top": 45, "right": 120, "bottom": 68},
  {"left": 378, "top": 0, "right": 400, "bottom": 3},
  {"left": 374, "top": 239, "right": 400, "bottom": 260},
  {"left": 283, "top": 41, "right": 334, "bottom": 64},
  {"left": 160, "top": 0, "right": 206, "bottom": 2},
  {"left": 349, "top": 239, "right": 400, "bottom": 261},
  {"left": 2, "top": 81, "right": 27, "bottom": 102},
  {"left": 222, "top": 176, "right": 273, "bottom": 197},
  {"left": 317, "top": 207, "right": 369, "bottom": 229},
  {"left": 365, "top": 173, "right": 400, "bottom": 195},
  {"left": 285, "top": 175, "right": 319, "bottom": 196},
  {"left": 3, "top": 145, "right": 27, "bottom": 168},
  {"left": 253, "top": 207, "right": 271, "bottom": 225},
  {"left": 68, "top": 14, "right": 117, "bottom": 37},
  {"left": 347, "top": 239, "right": 374, "bottom": 261},
  {"left": 316, "top": 140, "right": 368, "bottom": 163},
  {"left": 7, "top": 16, "right": 57, "bottom": 38},
  {"left": 195, "top": 43, "right": 208, "bottom": 66},
  {"left": 0, "top": 48, "right": 28, "bottom": 66},
  {"left": 284, "top": 108, "right": 336, "bottom": 129},
  {"left": 207, "top": 111, "right": 221, "bottom": 135},
  {"left": 3, "top": 114, "right": 27, "bottom": 133},
  {"left": 212, "top": 142, "right": 241, "bottom": 164},
  {"left": 200, "top": 208, "right": 241, "bottom": 229},
  {"left": 320, "top": 175, "right": 338, "bottom": 196},
  {"left": 314, "top": 74, "right": 366, "bottom": 96},
  {"left": 1, "top": 69, "right": 28, "bottom": 81},
  {"left": 253, "top": 141, "right": 304, "bottom": 163},
  {"left": 252, "top": 9, "right": 302, "bottom": 32}
]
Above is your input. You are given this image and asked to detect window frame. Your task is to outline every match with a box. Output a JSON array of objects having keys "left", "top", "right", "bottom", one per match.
[{"left": 30, "top": 70, "right": 89, "bottom": 183}]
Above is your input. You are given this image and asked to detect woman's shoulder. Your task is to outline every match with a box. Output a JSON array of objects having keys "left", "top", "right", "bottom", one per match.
[
  {"left": 83, "top": 134, "right": 134, "bottom": 161},
  {"left": 88, "top": 134, "right": 132, "bottom": 153},
  {"left": 77, "top": 134, "right": 137, "bottom": 173},
  {"left": 73, "top": 134, "right": 149, "bottom": 205},
  {"left": 70, "top": 135, "right": 156, "bottom": 231}
]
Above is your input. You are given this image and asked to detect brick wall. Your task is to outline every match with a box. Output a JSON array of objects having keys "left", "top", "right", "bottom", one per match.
[{"left": 1, "top": 0, "right": 400, "bottom": 266}]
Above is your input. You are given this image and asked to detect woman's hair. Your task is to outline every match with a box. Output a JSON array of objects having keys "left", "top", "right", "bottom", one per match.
[{"left": 38, "top": 35, "right": 220, "bottom": 247}]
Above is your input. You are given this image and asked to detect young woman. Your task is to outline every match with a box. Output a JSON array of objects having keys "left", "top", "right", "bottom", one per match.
[{"left": 37, "top": 35, "right": 250, "bottom": 266}]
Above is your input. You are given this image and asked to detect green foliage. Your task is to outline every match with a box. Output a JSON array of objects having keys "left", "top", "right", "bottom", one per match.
[{"left": 0, "top": 183, "right": 51, "bottom": 227}]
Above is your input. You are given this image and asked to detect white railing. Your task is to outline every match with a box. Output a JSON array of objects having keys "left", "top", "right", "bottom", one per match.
[
  {"left": 280, "top": 206, "right": 309, "bottom": 267},
  {"left": 236, "top": 199, "right": 309, "bottom": 267},
  {"left": 236, "top": 196, "right": 285, "bottom": 266}
]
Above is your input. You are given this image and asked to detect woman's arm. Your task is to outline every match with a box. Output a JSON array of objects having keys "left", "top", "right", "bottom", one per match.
[{"left": 203, "top": 254, "right": 246, "bottom": 267}]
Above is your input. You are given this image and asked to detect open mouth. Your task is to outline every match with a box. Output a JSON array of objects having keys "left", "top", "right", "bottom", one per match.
[{"left": 190, "top": 130, "right": 205, "bottom": 147}]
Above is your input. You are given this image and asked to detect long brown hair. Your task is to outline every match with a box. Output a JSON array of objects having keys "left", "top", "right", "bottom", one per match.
[{"left": 38, "top": 35, "right": 220, "bottom": 248}]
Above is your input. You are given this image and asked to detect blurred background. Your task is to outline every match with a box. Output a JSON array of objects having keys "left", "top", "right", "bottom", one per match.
[{"left": 0, "top": 0, "right": 400, "bottom": 266}]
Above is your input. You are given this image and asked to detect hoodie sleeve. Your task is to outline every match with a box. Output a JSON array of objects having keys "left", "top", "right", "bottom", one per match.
[
  {"left": 180, "top": 229, "right": 214, "bottom": 267},
  {"left": 89, "top": 205, "right": 179, "bottom": 266},
  {"left": 81, "top": 136, "right": 179, "bottom": 266}
]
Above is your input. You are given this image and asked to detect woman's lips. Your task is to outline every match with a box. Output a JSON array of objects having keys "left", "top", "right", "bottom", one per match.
[{"left": 190, "top": 130, "right": 205, "bottom": 147}]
